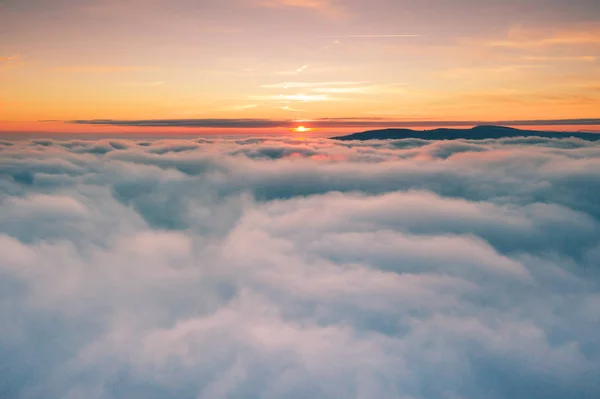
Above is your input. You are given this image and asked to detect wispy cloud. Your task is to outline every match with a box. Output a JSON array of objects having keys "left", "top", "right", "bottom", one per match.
[
  {"left": 254, "top": 93, "right": 335, "bottom": 102},
  {"left": 229, "top": 104, "right": 260, "bottom": 111},
  {"left": 66, "top": 117, "right": 600, "bottom": 129},
  {"left": 0, "top": 55, "right": 20, "bottom": 62},
  {"left": 0, "top": 55, "right": 24, "bottom": 71},
  {"left": 521, "top": 55, "right": 597, "bottom": 62},
  {"left": 319, "top": 34, "right": 421, "bottom": 38},
  {"left": 275, "top": 65, "right": 310, "bottom": 76},
  {"left": 261, "top": 81, "right": 406, "bottom": 96},
  {"left": 261, "top": 81, "right": 370, "bottom": 89},
  {"left": 434, "top": 64, "right": 548, "bottom": 79},
  {"left": 121, "top": 81, "right": 167, "bottom": 86},
  {"left": 319, "top": 40, "right": 341, "bottom": 51},
  {"left": 311, "top": 87, "right": 370, "bottom": 94},
  {"left": 55, "top": 65, "right": 147, "bottom": 73},
  {"left": 68, "top": 118, "right": 287, "bottom": 128},
  {"left": 278, "top": 105, "right": 304, "bottom": 112},
  {"left": 314, "top": 84, "right": 406, "bottom": 95},
  {"left": 260, "top": 0, "right": 348, "bottom": 19},
  {"left": 488, "top": 27, "right": 600, "bottom": 48}
]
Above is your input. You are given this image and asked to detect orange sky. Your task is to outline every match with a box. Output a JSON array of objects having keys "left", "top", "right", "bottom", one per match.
[{"left": 1, "top": 0, "right": 600, "bottom": 135}]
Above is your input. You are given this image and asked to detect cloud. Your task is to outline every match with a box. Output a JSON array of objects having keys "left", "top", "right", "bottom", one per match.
[
  {"left": 121, "top": 81, "right": 167, "bottom": 86},
  {"left": 65, "top": 117, "right": 600, "bottom": 129},
  {"left": 227, "top": 104, "right": 260, "bottom": 111},
  {"left": 318, "top": 34, "right": 421, "bottom": 38},
  {"left": 434, "top": 64, "right": 548, "bottom": 79},
  {"left": 0, "top": 55, "right": 23, "bottom": 71},
  {"left": 54, "top": 65, "right": 147, "bottom": 73},
  {"left": 522, "top": 55, "right": 597, "bottom": 62},
  {"left": 1, "top": 136, "right": 600, "bottom": 398},
  {"left": 274, "top": 64, "right": 310, "bottom": 76},
  {"left": 259, "top": 0, "right": 348, "bottom": 19},
  {"left": 68, "top": 118, "right": 289, "bottom": 128},
  {"left": 487, "top": 26, "right": 600, "bottom": 48},
  {"left": 254, "top": 93, "right": 336, "bottom": 103},
  {"left": 278, "top": 105, "right": 304, "bottom": 112},
  {"left": 261, "top": 81, "right": 371, "bottom": 89},
  {"left": 259, "top": 81, "right": 405, "bottom": 97},
  {"left": 263, "top": 0, "right": 330, "bottom": 9}
]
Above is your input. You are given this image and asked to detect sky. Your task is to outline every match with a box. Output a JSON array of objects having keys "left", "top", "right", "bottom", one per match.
[
  {"left": 1, "top": 0, "right": 600, "bottom": 134},
  {"left": 3, "top": 3, "right": 600, "bottom": 396}
]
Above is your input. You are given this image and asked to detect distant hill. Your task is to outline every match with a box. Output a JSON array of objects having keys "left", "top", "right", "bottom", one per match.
[{"left": 332, "top": 125, "right": 600, "bottom": 141}]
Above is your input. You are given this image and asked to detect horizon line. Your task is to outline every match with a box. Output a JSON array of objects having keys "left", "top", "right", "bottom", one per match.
[{"left": 60, "top": 118, "right": 600, "bottom": 129}]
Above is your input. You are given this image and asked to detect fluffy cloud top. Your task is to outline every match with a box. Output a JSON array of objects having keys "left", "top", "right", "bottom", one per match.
[{"left": 1, "top": 136, "right": 599, "bottom": 399}]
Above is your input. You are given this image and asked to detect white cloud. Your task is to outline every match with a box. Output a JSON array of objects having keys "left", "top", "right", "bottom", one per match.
[{"left": 0, "top": 135, "right": 599, "bottom": 398}]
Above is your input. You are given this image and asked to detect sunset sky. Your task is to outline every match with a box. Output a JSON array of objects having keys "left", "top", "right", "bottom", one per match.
[
  {"left": 3, "top": 3, "right": 600, "bottom": 397},
  {"left": 1, "top": 0, "right": 600, "bottom": 135}
]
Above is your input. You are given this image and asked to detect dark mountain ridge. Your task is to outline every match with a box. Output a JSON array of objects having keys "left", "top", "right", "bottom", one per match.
[{"left": 332, "top": 125, "right": 600, "bottom": 141}]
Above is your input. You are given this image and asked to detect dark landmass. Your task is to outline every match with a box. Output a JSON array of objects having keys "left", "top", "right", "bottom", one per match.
[{"left": 332, "top": 125, "right": 600, "bottom": 141}]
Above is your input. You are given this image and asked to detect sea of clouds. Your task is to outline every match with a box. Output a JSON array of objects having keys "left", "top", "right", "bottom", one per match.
[{"left": 1, "top": 135, "right": 599, "bottom": 399}]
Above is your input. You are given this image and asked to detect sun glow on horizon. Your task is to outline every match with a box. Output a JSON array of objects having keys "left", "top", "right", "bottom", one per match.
[{"left": 293, "top": 125, "right": 312, "bottom": 133}]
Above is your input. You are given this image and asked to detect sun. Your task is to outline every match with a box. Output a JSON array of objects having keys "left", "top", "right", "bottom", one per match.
[{"left": 292, "top": 125, "right": 311, "bottom": 133}]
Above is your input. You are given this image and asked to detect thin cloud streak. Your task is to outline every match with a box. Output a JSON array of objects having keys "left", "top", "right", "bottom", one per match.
[
  {"left": 121, "top": 81, "right": 168, "bottom": 86},
  {"left": 66, "top": 118, "right": 600, "bottom": 129},
  {"left": 54, "top": 65, "right": 148, "bottom": 73},
  {"left": 260, "top": 0, "right": 349, "bottom": 19},
  {"left": 261, "top": 81, "right": 371, "bottom": 89},
  {"left": 318, "top": 34, "right": 421, "bottom": 38},
  {"left": 0, "top": 55, "right": 24, "bottom": 70},
  {"left": 487, "top": 27, "right": 600, "bottom": 48},
  {"left": 252, "top": 93, "right": 336, "bottom": 102},
  {"left": 522, "top": 55, "right": 597, "bottom": 62}
]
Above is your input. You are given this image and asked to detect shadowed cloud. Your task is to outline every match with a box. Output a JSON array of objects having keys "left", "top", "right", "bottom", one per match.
[
  {"left": 1, "top": 136, "right": 600, "bottom": 398},
  {"left": 66, "top": 118, "right": 600, "bottom": 129}
]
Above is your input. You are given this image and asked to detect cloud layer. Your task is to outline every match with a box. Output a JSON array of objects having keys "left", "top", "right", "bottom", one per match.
[
  {"left": 1, "top": 136, "right": 600, "bottom": 399},
  {"left": 66, "top": 118, "right": 600, "bottom": 129}
]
